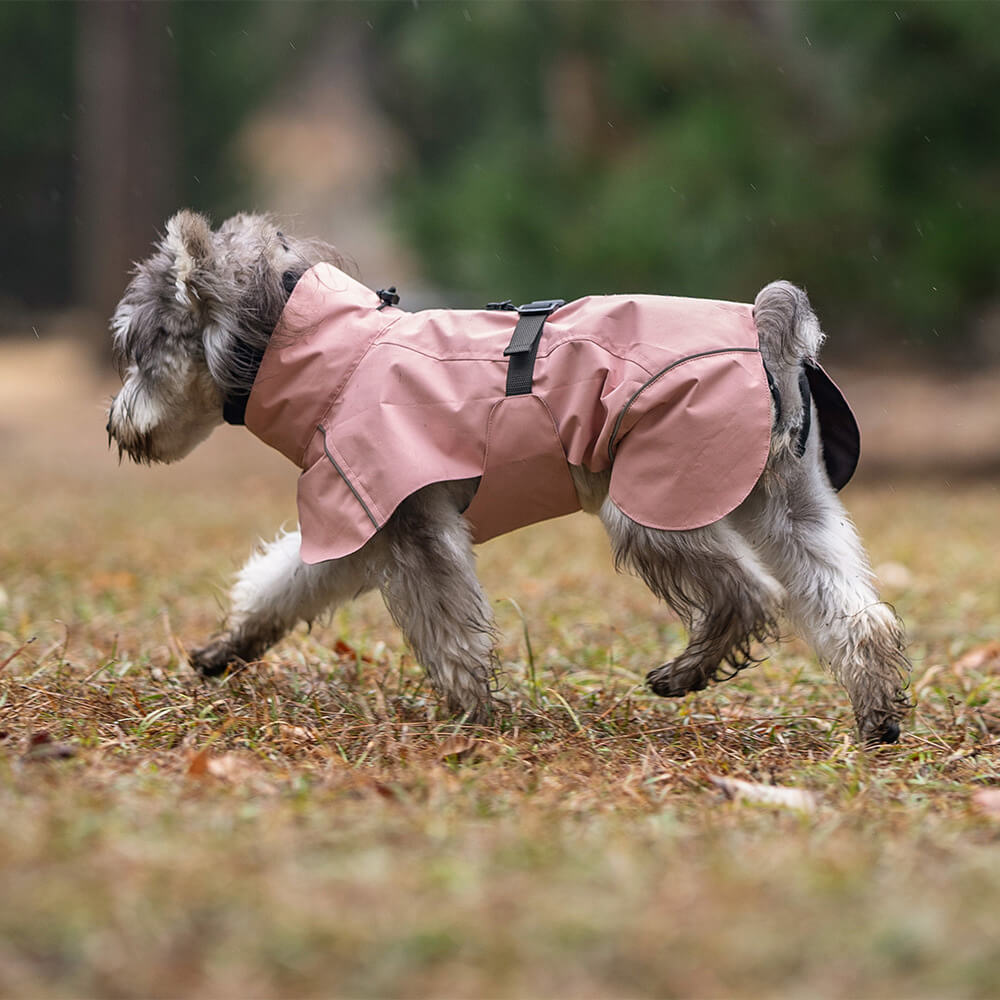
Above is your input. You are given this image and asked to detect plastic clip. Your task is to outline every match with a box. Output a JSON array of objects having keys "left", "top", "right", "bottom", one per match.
[{"left": 376, "top": 286, "right": 400, "bottom": 310}]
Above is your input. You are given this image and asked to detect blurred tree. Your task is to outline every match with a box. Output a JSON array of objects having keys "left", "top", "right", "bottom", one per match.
[
  {"left": 2, "top": 1, "right": 998, "bottom": 360},
  {"left": 808, "top": 1, "right": 1000, "bottom": 352},
  {"left": 0, "top": 2, "right": 75, "bottom": 310},
  {"left": 0, "top": 0, "right": 321, "bottom": 347},
  {"left": 74, "top": 1, "right": 176, "bottom": 336},
  {"left": 365, "top": 0, "right": 1000, "bottom": 358}
]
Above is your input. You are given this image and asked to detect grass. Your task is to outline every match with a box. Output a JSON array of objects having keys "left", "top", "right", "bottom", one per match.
[{"left": 2, "top": 343, "right": 1000, "bottom": 997}]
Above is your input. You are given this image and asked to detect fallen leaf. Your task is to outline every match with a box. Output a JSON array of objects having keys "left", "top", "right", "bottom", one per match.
[
  {"left": 206, "top": 753, "right": 254, "bottom": 782},
  {"left": 435, "top": 735, "right": 478, "bottom": 762},
  {"left": 953, "top": 642, "right": 1000, "bottom": 677},
  {"left": 186, "top": 719, "right": 237, "bottom": 776},
  {"left": 709, "top": 775, "right": 817, "bottom": 812},
  {"left": 971, "top": 789, "right": 1000, "bottom": 818},
  {"left": 334, "top": 639, "right": 372, "bottom": 663},
  {"left": 371, "top": 779, "right": 399, "bottom": 801},
  {"left": 187, "top": 750, "right": 279, "bottom": 793},
  {"left": 277, "top": 723, "right": 314, "bottom": 743},
  {"left": 186, "top": 746, "right": 212, "bottom": 777}
]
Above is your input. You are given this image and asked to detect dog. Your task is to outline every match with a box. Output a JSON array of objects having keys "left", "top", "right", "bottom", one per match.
[{"left": 107, "top": 210, "right": 911, "bottom": 744}]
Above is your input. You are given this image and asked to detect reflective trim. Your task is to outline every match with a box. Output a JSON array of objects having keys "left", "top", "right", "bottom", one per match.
[
  {"left": 318, "top": 425, "right": 379, "bottom": 529},
  {"left": 607, "top": 348, "right": 762, "bottom": 464}
]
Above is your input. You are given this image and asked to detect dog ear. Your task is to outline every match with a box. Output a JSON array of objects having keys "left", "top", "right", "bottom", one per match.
[{"left": 163, "top": 210, "right": 216, "bottom": 311}]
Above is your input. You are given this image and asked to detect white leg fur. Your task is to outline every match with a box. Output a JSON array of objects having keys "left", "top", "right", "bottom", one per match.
[
  {"left": 190, "top": 484, "right": 498, "bottom": 721},
  {"left": 188, "top": 528, "right": 376, "bottom": 674},
  {"left": 728, "top": 425, "right": 909, "bottom": 743}
]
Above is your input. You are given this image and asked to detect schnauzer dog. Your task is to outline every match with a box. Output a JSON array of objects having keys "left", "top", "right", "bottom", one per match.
[{"left": 108, "top": 210, "right": 910, "bottom": 744}]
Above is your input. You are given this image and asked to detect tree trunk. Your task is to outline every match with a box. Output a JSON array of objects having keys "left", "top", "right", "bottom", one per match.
[{"left": 73, "top": 0, "right": 176, "bottom": 359}]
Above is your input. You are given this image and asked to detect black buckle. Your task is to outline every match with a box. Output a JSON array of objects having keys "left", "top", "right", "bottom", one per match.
[
  {"left": 486, "top": 300, "right": 516, "bottom": 311},
  {"left": 516, "top": 298, "right": 565, "bottom": 315},
  {"left": 503, "top": 299, "right": 565, "bottom": 358},
  {"left": 376, "top": 286, "right": 400, "bottom": 310},
  {"left": 500, "top": 297, "right": 564, "bottom": 394}
]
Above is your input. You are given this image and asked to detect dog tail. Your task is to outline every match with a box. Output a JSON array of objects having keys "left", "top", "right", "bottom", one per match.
[
  {"left": 753, "top": 280, "right": 825, "bottom": 455},
  {"left": 753, "top": 280, "right": 824, "bottom": 368}
]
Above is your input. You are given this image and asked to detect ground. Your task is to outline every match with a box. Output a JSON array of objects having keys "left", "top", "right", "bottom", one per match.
[{"left": 1, "top": 338, "right": 1000, "bottom": 997}]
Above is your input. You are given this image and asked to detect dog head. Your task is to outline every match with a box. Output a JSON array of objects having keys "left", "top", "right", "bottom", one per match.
[{"left": 107, "top": 210, "right": 338, "bottom": 463}]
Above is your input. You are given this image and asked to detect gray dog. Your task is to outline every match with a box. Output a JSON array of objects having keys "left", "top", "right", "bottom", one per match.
[{"left": 108, "top": 210, "right": 910, "bottom": 743}]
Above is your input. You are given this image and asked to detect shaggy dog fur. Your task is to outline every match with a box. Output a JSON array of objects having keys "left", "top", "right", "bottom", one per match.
[{"left": 108, "top": 210, "right": 911, "bottom": 744}]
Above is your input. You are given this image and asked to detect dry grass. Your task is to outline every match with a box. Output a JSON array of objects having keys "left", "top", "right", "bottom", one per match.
[{"left": 2, "top": 339, "right": 1000, "bottom": 998}]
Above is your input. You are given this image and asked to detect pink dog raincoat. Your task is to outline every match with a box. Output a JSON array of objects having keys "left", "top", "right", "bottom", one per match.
[{"left": 245, "top": 263, "right": 855, "bottom": 564}]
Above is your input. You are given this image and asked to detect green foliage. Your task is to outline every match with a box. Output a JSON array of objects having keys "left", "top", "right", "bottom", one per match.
[
  {"left": 812, "top": 2, "right": 1000, "bottom": 340},
  {"left": 2, "top": 1, "right": 997, "bottom": 352},
  {"left": 0, "top": 1, "right": 320, "bottom": 308},
  {"left": 166, "top": 1, "right": 327, "bottom": 217},
  {"left": 0, "top": 3, "right": 75, "bottom": 305},
  {"left": 368, "top": 1, "right": 1000, "bottom": 351}
]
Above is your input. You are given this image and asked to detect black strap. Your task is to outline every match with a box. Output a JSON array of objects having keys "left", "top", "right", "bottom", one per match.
[{"left": 503, "top": 299, "right": 564, "bottom": 396}]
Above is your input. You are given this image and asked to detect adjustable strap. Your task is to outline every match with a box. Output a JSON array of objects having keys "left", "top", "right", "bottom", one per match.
[{"left": 502, "top": 299, "right": 564, "bottom": 396}]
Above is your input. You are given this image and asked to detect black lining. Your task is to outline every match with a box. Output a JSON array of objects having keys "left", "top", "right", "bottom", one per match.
[{"left": 804, "top": 362, "right": 860, "bottom": 490}]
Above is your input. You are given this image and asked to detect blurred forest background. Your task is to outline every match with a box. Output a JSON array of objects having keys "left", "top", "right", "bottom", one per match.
[{"left": 1, "top": 0, "right": 999, "bottom": 363}]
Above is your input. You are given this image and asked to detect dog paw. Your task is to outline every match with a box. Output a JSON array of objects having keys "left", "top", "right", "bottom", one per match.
[
  {"left": 860, "top": 717, "right": 902, "bottom": 747},
  {"left": 189, "top": 637, "right": 247, "bottom": 677},
  {"left": 646, "top": 662, "right": 709, "bottom": 698}
]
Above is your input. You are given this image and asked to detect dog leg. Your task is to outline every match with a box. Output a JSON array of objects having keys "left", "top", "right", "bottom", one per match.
[
  {"left": 601, "top": 501, "right": 783, "bottom": 697},
  {"left": 730, "top": 447, "right": 911, "bottom": 745},
  {"left": 189, "top": 529, "right": 375, "bottom": 675},
  {"left": 379, "top": 484, "right": 497, "bottom": 722}
]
